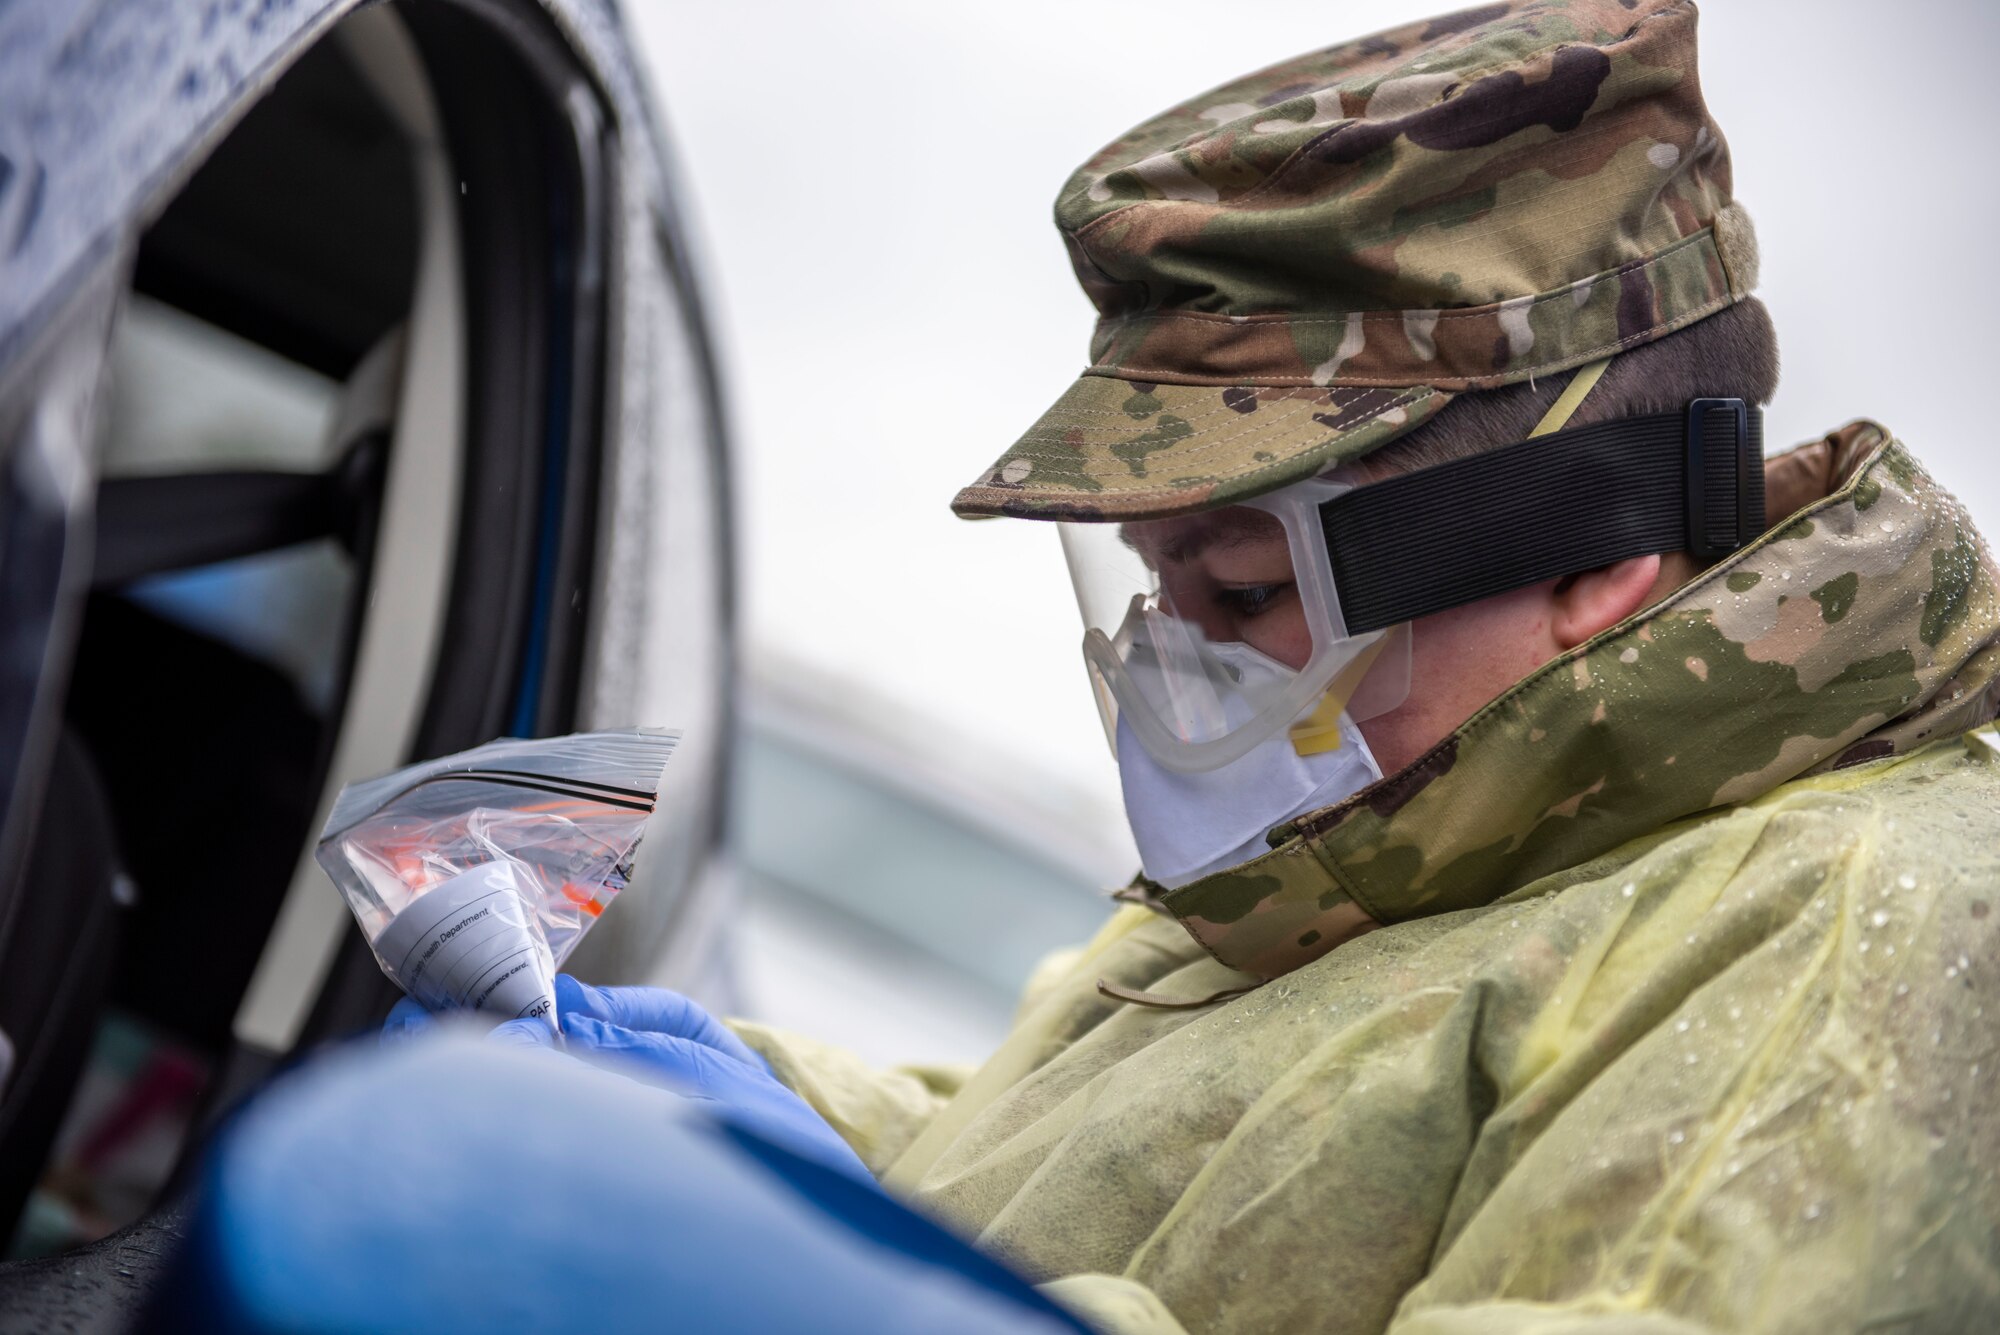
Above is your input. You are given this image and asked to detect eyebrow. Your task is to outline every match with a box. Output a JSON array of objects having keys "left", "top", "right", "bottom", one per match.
[{"left": 1121, "top": 510, "right": 1285, "bottom": 566}]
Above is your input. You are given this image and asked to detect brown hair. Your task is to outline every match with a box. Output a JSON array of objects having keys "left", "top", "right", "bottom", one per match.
[{"left": 1363, "top": 297, "right": 1781, "bottom": 479}]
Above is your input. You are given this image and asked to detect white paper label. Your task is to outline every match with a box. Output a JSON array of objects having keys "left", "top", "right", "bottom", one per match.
[{"left": 373, "top": 861, "right": 556, "bottom": 1023}]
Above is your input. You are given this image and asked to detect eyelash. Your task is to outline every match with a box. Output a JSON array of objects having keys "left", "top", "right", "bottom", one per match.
[{"left": 1218, "top": 583, "right": 1288, "bottom": 617}]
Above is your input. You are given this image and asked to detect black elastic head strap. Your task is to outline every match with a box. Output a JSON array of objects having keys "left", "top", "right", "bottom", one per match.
[{"left": 1321, "top": 399, "right": 1764, "bottom": 636}]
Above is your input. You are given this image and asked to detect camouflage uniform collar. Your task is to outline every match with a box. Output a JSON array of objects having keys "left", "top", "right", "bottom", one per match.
[{"left": 1164, "top": 424, "right": 2000, "bottom": 980}]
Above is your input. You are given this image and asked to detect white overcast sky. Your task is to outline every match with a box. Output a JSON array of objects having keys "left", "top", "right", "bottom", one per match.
[{"left": 632, "top": 0, "right": 2000, "bottom": 872}]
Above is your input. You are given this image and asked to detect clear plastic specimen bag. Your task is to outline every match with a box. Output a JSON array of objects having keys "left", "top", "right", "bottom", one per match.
[{"left": 316, "top": 730, "right": 677, "bottom": 1027}]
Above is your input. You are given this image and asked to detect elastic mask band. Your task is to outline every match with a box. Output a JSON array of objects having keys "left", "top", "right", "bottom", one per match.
[
  {"left": 1289, "top": 360, "right": 1611, "bottom": 761},
  {"left": 1529, "top": 357, "right": 1613, "bottom": 438},
  {"left": 1320, "top": 398, "right": 1763, "bottom": 633}
]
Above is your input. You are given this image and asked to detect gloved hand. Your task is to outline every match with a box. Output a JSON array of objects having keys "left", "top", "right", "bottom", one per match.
[
  {"left": 381, "top": 995, "right": 553, "bottom": 1049},
  {"left": 507, "top": 975, "right": 875, "bottom": 1186},
  {"left": 380, "top": 980, "right": 869, "bottom": 1184}
]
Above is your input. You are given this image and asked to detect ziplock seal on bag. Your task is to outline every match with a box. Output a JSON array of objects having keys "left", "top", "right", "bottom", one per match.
[{"left": 316, "top": 729, "right": 678, "bottom": 1027}]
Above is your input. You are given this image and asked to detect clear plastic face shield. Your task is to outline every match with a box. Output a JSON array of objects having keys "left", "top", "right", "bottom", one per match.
[
  {"left": 1060, "top": 474, "right": 1412, "bottom": 777},
  {"left": 1049, "top": 366, "right": 1766, "bottom": 889}
]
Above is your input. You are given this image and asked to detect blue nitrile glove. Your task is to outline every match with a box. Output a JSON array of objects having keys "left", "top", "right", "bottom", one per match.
[
  {"left": 379, "top": 996, "right": 434, "bottom": 1044},
  {"left": 382, "top": 996, "right": 549, "bottom": 1049},
  {"left": 490, "top": 974, "right": 874, "bottom": 1186},
  {"left": 379, "top": 982, "right": 864, "bottom": 1181}
]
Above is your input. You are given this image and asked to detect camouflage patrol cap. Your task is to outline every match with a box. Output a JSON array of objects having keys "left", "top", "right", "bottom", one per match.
[{"left": 953, "top": 0, "right": 1759, "bottom": 523}]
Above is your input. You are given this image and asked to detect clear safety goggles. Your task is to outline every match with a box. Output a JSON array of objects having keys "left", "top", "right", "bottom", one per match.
[{"left": 1060, "top": 474, "right": 1411, "bottom": 775}]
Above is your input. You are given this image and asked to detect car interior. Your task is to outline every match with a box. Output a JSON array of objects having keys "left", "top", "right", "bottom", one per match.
[{"left": 0, "top": 0, "right": 620, "bottom": 1268}]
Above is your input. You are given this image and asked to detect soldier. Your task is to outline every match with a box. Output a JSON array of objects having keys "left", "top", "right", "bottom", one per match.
[{"left": 361, "top": 2, "right": 2000, "bottom": 1330}]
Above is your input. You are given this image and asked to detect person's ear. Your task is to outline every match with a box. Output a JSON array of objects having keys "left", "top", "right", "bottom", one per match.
[{"left": 1550, "top": 554, "right": 1662, "bottom": 650}]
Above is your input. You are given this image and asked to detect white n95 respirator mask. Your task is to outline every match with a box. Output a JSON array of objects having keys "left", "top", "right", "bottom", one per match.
[{"left": 1114, "top": 680, "right": 1382, "bottom": 889}]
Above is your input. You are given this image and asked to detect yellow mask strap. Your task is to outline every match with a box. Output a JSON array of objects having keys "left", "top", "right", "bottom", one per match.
[
  {"left": 1289, "top": 633, "right": 1391, "bottom": 756},
  {"left": 1528, "top": 356, "right": 1613, "bottom": 438}
]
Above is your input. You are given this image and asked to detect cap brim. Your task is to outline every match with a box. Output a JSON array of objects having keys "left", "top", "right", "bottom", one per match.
[{"left": 952, "top": 375, "right": 1454, "bottom": 522}]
